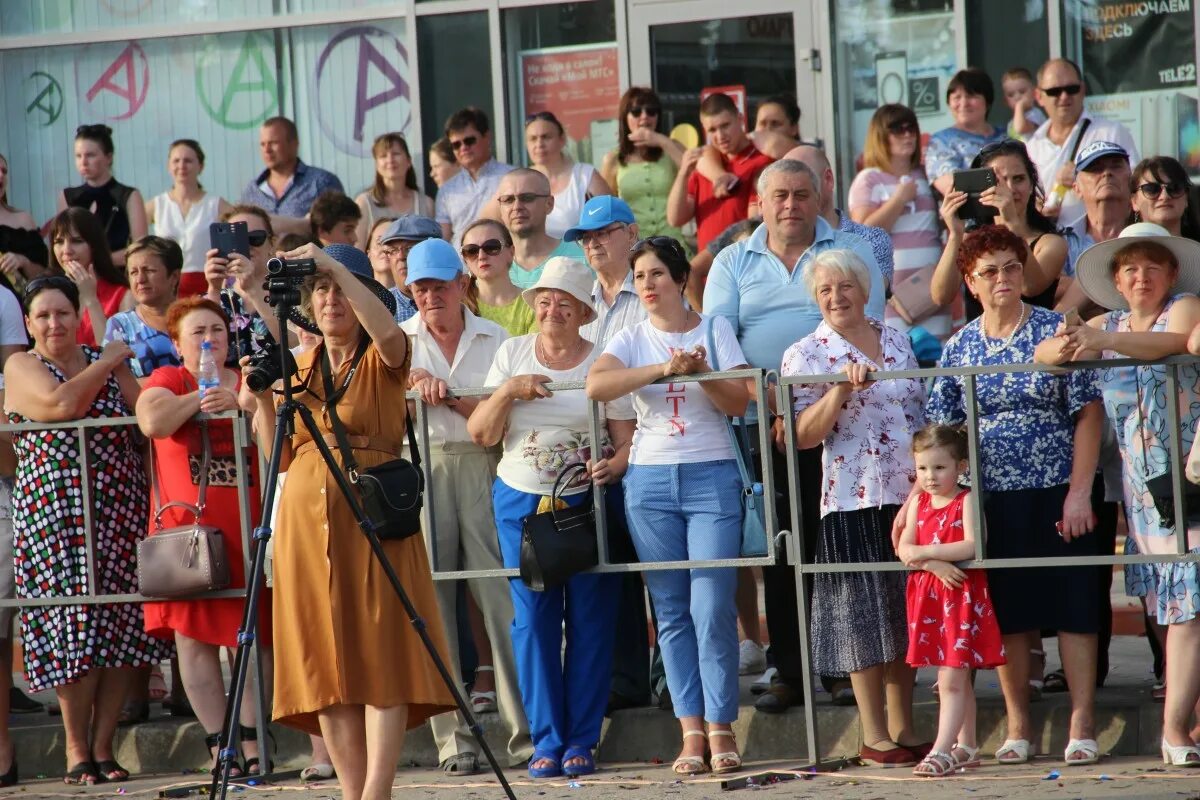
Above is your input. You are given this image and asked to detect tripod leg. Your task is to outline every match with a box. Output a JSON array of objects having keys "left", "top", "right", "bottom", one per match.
[{"left": 292, "top": 404, "right": 518, "bottom": 800}]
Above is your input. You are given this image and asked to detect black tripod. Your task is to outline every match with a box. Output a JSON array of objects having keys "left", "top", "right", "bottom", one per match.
[{"left": 210, "top": 264, "right": 518, "bottom": 800}]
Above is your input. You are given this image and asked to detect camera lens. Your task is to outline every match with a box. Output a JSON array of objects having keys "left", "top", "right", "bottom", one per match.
[{"left": 266, "top": 257, "right": 285, "bottom": 276}]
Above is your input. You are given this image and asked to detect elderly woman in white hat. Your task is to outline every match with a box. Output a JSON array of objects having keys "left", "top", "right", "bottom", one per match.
[
  {"left": 468, "top": 256, "right": 634, "bottom": 780},
  {"left": 1038, "top": 222, "right": 1200, "bottom": 767}
]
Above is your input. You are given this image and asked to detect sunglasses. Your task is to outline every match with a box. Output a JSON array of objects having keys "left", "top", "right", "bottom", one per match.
[
  {"left": 1137, "top": 181, "right": 1188, "bottom": 199},
  {"left": 1040, "top": 83, "right": 1082, "bottom": 98},
  {"left": 971, "top": 261, "right": 1023, "bottom": 282},
  {"left": 978, "top": 138, "right": 1025, "bottom": 159},
  {"left": 247, "top": 229, "right": 269, "bottom": 247},
  {"left": 887, "top": 121, "right": 918, "bottom": 136},
  {"left": 629, "top": 105, "right": 661, "bottom": 117},
  {"left": 450, "top": 135, "right": 478, "bottom": 151},
  {"left": 23, "top": 275, "right": 74, "bottom": 303},
  {"left": 497, "top": 192, "right": 550, "bottom": 206},
  {"left": 461, "top": 239, "right": 505, "bottom": 259},
  {"left": 630, "top": 236, "right": 686, "bottom": 259}
]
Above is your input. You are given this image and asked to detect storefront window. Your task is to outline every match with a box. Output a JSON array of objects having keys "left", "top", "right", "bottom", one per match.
[
  {"left": 830, "top": 0, "right": 957, "bottom": 190},
  {"left": 502, "top": 1, "right": 618, "bottom": 168},
  {"left": 1061, "top": 0, "right": 1199, "bottom": 174},
  {"left": 966, "top": 2, "right": 1049, "bottom": 131}
]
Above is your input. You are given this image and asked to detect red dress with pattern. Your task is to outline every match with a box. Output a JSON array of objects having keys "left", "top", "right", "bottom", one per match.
[{"left": 905, "top": 489, "right": 1005, "bottom": 669}]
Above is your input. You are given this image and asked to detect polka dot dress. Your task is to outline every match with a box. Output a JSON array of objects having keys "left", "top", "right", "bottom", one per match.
[{"left": 9, "top": 347, "right": 171, "bottom": 692}]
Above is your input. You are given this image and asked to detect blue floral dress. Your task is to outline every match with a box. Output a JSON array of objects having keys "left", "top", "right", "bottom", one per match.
[
  {"left": 924, "top": 126, "right": 1007, "bottom": 184},
  {"left": 1098, "top": 296, "right": 1200, "bottom": 625}
]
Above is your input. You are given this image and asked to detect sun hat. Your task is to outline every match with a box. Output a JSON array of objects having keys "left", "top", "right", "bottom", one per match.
[
  {"left": 520, "top": 257, "right": 597, "bottom": 324},
  {"left": 561, "top": 196, "right": 636, "bottom": 243},
  {"left": 1074, "top": 140, "right": 1129, "bottom": 172},
  {"left": 290, "top": 243, "right": 397, "bottom": 333},
  {"left": 378, "top": 214, "right": 442, "bottom": 243},
  {"left": 1074, "top": 222, "right": 1200, "bottom": 311},
  {"left": 406, "top": 238, "right": 465, "bottom": 285}
]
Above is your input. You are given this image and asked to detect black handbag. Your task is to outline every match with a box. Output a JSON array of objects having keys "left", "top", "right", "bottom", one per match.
[
  {"left": 321, "top": 342, "right": 425, "bottom": 541},
  {"left": 1145, "top": 472, "right": 1200, "bottom": 530},
  {"left": 520, "top": 463, "right": 597, "bottom": 591}
]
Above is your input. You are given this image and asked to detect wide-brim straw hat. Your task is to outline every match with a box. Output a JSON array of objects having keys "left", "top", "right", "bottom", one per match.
[
  {"left": 1074, "top": 222, "right": 1200, "bottom": 311},
  {"left": 290, "top": 243, "right": 397, "bottom": 334},
  {"left": 520, "top": 257, "right": 597, "bottom": 324}
]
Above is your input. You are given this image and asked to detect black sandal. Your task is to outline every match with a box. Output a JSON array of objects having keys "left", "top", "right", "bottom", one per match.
[
  {"left": 205, "top": 732, "right": 243, "bottom": 779},
  {"left": 95, "top": 759, "right": 130, "bottom": 782},
  {"left": 239, "top": 723, "right": 275, "bottom": 775},
  {"left": 63, "top": 762, "right": 99, "bottom": 786},
  {"left": 1044, "top": 669, "right": 1069, "bottom": 693}
]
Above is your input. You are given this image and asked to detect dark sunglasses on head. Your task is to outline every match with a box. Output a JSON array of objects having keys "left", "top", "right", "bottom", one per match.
[
  {"left": 630, "top": 235, "right": 686, "bottom": 258},
  {"left": 461, "top": 239, "right": 505, "bottom": 259},
  {"left": 1041, "top": 83, "right": 1082, "bottom": 98},
  {"left": 247, "top": 229, "right": 269, "bottom": 247},
  {"left": 978, "top": 138, "right": 1025, "bottom": 159},
  {"left": 629, "top": 105, "right": 661, "bottom": 117},
  {"left": 887, "top": 120, "right": 918, "bottom": 135},
  {"left": 450, "top": 135, "right": 478, "bottom": 151},
  {"left": 1138, "top": 181, "right": 1189, "bottom": 199},
  {"left": 23, "top": 275, "right": 74, "bottom": 303}
]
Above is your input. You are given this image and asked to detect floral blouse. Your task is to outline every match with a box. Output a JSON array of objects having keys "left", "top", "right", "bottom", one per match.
[
  {"left": 783, "top": 319, "right": 925, "bottom": 517},
  {"left": 927, "top": 305, "right": 1101, "bottom": 492}
]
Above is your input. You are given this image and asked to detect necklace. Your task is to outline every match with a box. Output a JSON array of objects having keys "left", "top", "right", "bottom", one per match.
[
  {"left": 536, "top": 335, "right": 582, "bottom": 368},
  {"left": 982, "top": 302, "right": 1027, "bottom": 356}
]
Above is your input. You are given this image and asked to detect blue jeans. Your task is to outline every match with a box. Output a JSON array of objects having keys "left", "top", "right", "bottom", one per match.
[
  {"left": 622, "top": 460, "right": 742, "bottom": 722},
  {"left": 492, "top": 478, "right": 620, "bottom": 757}
]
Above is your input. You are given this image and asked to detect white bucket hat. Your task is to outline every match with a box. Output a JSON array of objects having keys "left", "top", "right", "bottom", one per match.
[
  {"left": 521, "top": 257, "right": 597, "bottom": 324},
  {"left": 1074, "top": 222, "right": 1200, "bottom": 311}
]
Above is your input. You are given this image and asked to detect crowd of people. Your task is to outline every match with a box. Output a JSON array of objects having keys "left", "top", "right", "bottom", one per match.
[{"left": 0, "top": 53, "right": 1198, "bottom": 798}]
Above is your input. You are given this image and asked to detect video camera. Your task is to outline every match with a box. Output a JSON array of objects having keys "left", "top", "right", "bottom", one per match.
[{"left": 263, "top": 257, "right": 317, "bottom": 308}]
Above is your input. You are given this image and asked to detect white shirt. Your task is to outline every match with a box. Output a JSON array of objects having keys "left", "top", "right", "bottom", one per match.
[
  {"left": 579, "top": 271, "right": 647, "bottom": 349},
  {"left": 545, "top": 162, "right": 595, "bottom": 240},
  {"left": 603, "top": 314, "right": 746, "bottom": 466},
  {"left": 485, "top": 333, "right": 634, "bottom": 496},
  {"left": 401, "top": 309, "right": 508, "bottom": 446},
  {"left": 152, "top": 192, "right": 223, "bottom": 273},
  {"left": 1026, "top": 112, "right": 1140, "bottom": 224},
  {"left": 0, "top": 287, "right": 27, "bottom": 347}
]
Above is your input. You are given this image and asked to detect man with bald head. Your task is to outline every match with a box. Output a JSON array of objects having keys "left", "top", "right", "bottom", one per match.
[
  {"left": 1025, "top": 58, "right": 1138, "bottom": 223},
  {"left": 495, "top": 168, "right": 584, "bottom": 288}
]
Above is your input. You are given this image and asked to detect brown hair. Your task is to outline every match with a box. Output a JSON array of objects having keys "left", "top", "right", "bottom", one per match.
[
  {"left": 309, "top": 190, "right": 361, "bottom": 239},
  {"left": 0, "top": 152, "right": 14, "bottom": 212},
  {"left": 1002, "top": 66, "right": 1035, "bottom": 84},
  {"left": 957, "top": 225, "right": 1029, "bottom": 279},
  {"left": 126, "top": 235, "right": 184, "bottom": 274},
  {"left": 862, "top": 104, "right": 920, "bottom": 172},
  {"left": 222, "top": 204, "right": 275, "bottom": 238},
  {"left": 699, "top": 93, "right": 738, "bottom": 118},
  {"left": 369, "top": 133, "right": 419, "bottom": 204},
  {"left": 48, "top": 208, "right": 124, "bottom": 287},
  {"left": 166, "top": 296, "right": 229, "bottom": 341},
  {"left": 617, "top": 86, "right": 665, "bottom": 166},
  {"left": 366, "top": 217, "right": 396, "bottom": 253},
  {"left": 912, "top": 424, "right": 969, "bottom": 461},
  {"left": 429, "top": 137, "right": 455, "bottom": 164},
  {"left": 460, "top": 218, "right": 512, "bottom": 248},
  {"left": 1110, "top": 241, "right": 1179, "bottom": 276}
]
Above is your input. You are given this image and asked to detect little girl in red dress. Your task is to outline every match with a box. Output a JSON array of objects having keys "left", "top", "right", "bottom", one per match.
[{"left": 898, "top": 425, "right": 1005, "bottom": 778}]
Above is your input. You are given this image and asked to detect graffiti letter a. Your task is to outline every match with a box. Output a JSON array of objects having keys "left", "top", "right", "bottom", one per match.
[
  {"left": 198, "top": 33, "right": 279, "bottom": 130},
  {"left": 354, "top": 35, "right": 408, "bottom": 143},
  {"left": 85, "top": 42, "right": 149, "bottom": 120}
]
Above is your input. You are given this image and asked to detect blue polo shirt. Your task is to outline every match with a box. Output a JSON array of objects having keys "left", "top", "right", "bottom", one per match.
[
  {"left": 240, "top": 160, "right": 345, "bottom": 218},
  {"left": 703, "top": 216, "right": 886, "bottom": 386}
]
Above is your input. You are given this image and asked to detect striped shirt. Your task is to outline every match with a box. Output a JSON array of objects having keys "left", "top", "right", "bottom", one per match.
[{"left": 580, "top": 271, "right": 648, "bottom": 349}]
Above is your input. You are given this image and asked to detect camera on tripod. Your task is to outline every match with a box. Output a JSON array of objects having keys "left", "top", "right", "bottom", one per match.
[{"left": 263, "top": 257, "right": 317, "bottom": 308}]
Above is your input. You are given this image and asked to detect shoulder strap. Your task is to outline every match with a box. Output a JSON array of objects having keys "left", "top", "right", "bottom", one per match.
[
  {"left": 1066, "top": 117, "right": 1093, "bottom": 163},
  {"left": 704, "top": 317, "right": 756, "bottom": 489},
  {"left": 152, "top": 420, "right": 211, "bottom": 524}
]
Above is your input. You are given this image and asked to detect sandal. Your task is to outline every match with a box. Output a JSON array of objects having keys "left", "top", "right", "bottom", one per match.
[
  {"left": 204, "top": 732, "right": 243, "bottom": 779},
  {"left": 912, "top": 751, "right": 955, "bottom": 777},
  {"left": 117, "top": 700, "right": 150, "bottom": 727},
  {"left": 1162, "top": 738, "right": 1200, "bottom": 767},
  {"left": 1028, "top": 648, "right": 1046, "bottom": 702},
  {"left": 299, "top": 763, "right": 336, "bottom": 782},
  {"left": 148, "top": 667, "right": 169, "bottom": 702},
  {"left": 1044, "top": 669, "right": 1069, "bottom": 694},
  {"left": 528, "top": 749, "right": 562, "bottom": 779},
  {"left": 439, "top": 752, "right": 480, "bottom": 775},
  {"left": 562, "top": 745, "right": 596, "bottom": 778},
  {"left": 995, "top": 738, "right": 1035, "bottom": 765},
  {"left": 672, "top": 730, "right": 709, "bottom": 776},
  {"left": 470, "top": 665, "right": 498, "bottom": 714},
  {"left": 950, "top": 743, "right": 981, "bottom": 769},
  {"left": 95, "top": 759, "right": 130, "bottom": 782},
  {"left": 708, "top": 730, "right": 741, "bottom": 775},
  {"left": 63, "top": 762, "right": 99, "bottom": 786},
  {"left": 239, "top": 723, "right": 275, "bottom": 775},
  {"left": 1064, "top": 738, "right": 1099, "bottom": 766}
]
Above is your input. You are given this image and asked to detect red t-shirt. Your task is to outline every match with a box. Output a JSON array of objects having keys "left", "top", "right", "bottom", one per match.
[{"left": 687, "top": 143, "right": 775, "bottom": 251}]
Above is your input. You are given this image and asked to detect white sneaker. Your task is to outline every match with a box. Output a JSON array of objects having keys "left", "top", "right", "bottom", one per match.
[
  {"left": 750, "top": 666, "right": 777, "bottom": 694},
  {"left": 738, "top": 640, "right": 767, "bottom": 675}
]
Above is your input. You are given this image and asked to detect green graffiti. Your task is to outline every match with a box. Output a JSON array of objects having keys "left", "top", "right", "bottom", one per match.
[
  {"left": 196, "top": 32, "right": 279, "bottom": 130},
  {"left": 25, "top": 71, "right": 64, "bottom": 127}
]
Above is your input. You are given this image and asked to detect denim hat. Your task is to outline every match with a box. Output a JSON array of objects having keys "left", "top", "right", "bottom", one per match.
[
  {"left": 561, "top": 196, "right": 636, "bottom": 243},
  {"left": 290, "top": 243, "right": 397, "bottom": 334},
  {"left": 521, "top": 257, "right": 596, "bottom": 324},
  {"left": 1074, "top": 222, "right": 1200, "bottom": 311},
  {"left": 1075, "top": 140, "right": 1129, "bottom": 172},
  {"left": 379, "top": 214, "right": 443, "bottom": 243},
  {"left": 405, "top": 238, "right": 465, "bottom": 285}
]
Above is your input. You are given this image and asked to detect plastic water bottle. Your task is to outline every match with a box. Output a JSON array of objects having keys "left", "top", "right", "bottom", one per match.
[{"left": 197, "top": 340, "right": 220, "bottom": 398}]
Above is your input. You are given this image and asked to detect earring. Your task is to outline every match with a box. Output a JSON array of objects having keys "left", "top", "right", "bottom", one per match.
[{"left": 1133, "top": 211, "right": 1141, "bottom": 222}]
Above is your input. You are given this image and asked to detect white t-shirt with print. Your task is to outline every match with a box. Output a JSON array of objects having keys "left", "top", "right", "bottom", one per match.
[
  {"left": 486, "top": 333, "right": 634, "bottom": 496},
  {"left": 602, "top": 314, "right": 747, "bottom": 466}
]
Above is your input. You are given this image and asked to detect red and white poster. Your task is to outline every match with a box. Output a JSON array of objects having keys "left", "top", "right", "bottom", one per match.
[
  {"left": 519, "top": 43, "right": 620, "bottom": 156},
  {"left": 700, "top": 84, "right": 748, "bottom": 126}
]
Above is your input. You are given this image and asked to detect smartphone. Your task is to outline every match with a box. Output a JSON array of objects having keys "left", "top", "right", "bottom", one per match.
[
  {"left": 952, "top": 168, "right": 999, "bottom": 220},
  {"left": 209, "top": 221, "right": 250, "bottom": 259}
]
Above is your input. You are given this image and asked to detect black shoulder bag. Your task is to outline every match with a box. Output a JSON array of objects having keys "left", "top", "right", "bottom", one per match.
[
  {"left": 321, "top": 340, "right": 425, "bottom": 541},
  {"left": 520, "top": 463, "right": 598, "bottom": 591}
]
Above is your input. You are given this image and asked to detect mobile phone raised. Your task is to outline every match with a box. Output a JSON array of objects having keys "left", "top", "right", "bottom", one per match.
[
  {"left": 952, "top": 168, "right": 999, "bottom": 221},
  {"left": 209, "top": 221, "right": 250, "bottom": 259}
]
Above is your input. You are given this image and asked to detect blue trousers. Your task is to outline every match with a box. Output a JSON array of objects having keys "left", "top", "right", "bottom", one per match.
[
  {"left": 492, "top": 478, "right": 620, "bottom": 757},
  {"left": 623, "top": 460, "right": 742, "bottom": 722}
]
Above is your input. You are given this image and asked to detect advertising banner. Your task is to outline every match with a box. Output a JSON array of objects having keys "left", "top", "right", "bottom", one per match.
[{"left": 519, "top": 43, "right": 620, "bottom": 163}]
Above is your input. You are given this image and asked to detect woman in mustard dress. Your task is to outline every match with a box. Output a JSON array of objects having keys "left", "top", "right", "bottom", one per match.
[{"left": 244, "top": 243, "right": 454, "bottom": 800}]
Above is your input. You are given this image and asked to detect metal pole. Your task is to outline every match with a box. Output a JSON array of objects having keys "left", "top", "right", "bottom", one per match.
[
  {"left": 586, "top": 395, "right": 610, "bottom": 566},
  {"left": 1164, "top": 363, "right": 1187, "bottom": 555},
  {"left": 78, "top": 424, "right": 97, "bottom": 595},
  {"left": 963, "top": 375, "right": 987, "bottom": 562}
]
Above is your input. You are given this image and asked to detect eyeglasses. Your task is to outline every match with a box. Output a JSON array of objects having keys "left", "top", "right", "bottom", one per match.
[
  {"left": 887, "top": 120, "right": 918, "bottom": 136},
  {"left": 497, "top": 192, "right": 550, "bottom": 206},
  {"left": 23, "top": 275, "right": 74, "bottom": 303},
  {"left": 578, "top": 224, "right": 627, "bottom": 248},
  {"left": 461, "top": 239, "right": 506, "bottom": 260},
  {"left": 629, "top": 105, "right": 661, "bottom": 117},
  {"left": 630, "top": 236, "right": 686, "bottom": 259},
  {"left": 1040, "top": 83, "right": 1082, "bottom": 98},
  {"left": 450, "top": 135, "right": 478, "bottom": 151},
  {"left": 971, "top": 261, "right": 1023, "bottom": 281},
  {"left": 247, "top": 230, "right": 269, "bottom": 247},
  {"left": 1138, "top": 181, "right": 1188, "bottom": 199}
]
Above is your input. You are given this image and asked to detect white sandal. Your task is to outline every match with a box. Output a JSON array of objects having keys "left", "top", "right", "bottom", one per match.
[
  {"left": 672, "top": 730, "right": 708, "bottom": 776},
  {"left": 995, "top": 738, "right": 1035, "bottom": 765},
  {"left": 1064, "top": 738, "right": 1099, "bottom": 766},
  {"left": 950, "top": 743, "right": 981, "bottom": 769},
  {"left": 470, "top": 665, "right": 497, "bottom": 714},
  {"left": 1162, "top": 738, "right": 1200, "bottom": 767},
  {"left": 708, "top": 730, "right": 742, "bottom": 775}
]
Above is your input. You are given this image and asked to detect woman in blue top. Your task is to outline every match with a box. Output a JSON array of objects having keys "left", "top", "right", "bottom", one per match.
[
  {"left": 1036, "top": 223, "right": 1200, "bottom": 767},
  {"left": 103, "top": 236, "right": 181, "bottom": 379},
  {"left": 926, "top": 224, "right": 1104, "bottom": 768},
  {"left": 926, "top": 69, "right": 1006, "bottom": 198}
]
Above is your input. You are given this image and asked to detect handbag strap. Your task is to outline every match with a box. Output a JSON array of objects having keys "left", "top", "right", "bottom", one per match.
[
  {"left": 704, "top": 316, "right": 756, "bottom": 490},
  {"left": 152, "top": 420, "right": 211, "bottom": 527},
  {"left": 320, "top": 337, "right": 421, "bottom": 483}
]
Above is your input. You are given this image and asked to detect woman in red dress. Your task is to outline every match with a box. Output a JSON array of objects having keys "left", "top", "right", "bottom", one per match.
[
  {"left": 136, "top": 296, "right": 270, "bottom": 775},
  {"left": 898, "top": 425, "right": 1004, "bottom": 778},
  {"left": 48, "top": 208, "right": 133, "bottom": 346}
]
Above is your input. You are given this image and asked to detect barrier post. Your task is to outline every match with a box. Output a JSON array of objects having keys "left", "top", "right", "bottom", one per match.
[
  {"left": 962, "top": 374, "right": 988, "bottom": 561},
  {"left": 78, "top": 423, "right": 98, "bottom": 595},
  {"left": 1165, "top": 363, "right": 1188, "bottom": 554},
  {"left": 586, "top": 395, "right": 611, "bottom": 566}
]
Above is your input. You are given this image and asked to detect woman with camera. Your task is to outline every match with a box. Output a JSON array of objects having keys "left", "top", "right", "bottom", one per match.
[
  {"left": 245, "top": 243, "right": 455, "bottom": 800},
  {"left": 135, "top": 296, "right": 270, "bottom": 776}
]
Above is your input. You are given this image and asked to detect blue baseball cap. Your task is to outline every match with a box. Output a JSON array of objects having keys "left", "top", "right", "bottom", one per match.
[
  {"left": 379, "top": 214, "right": 443, "bottom": 243},
  {"left": 1075, "top": 140, "right": 1129, "bottom": 172},
  {"left": 562, "top": 196, "right": 636, "bottom": 242},
  {"left": 405, "top": 238, "right": 465, "bottom": 285}
]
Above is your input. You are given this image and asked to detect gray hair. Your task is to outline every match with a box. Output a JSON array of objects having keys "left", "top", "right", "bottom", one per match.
[
  {"left": 756, "top": 159, "right": 822, "bottom": 202},
  {"left": 803, "top": 249, "right": 871, "bottom": 301}
]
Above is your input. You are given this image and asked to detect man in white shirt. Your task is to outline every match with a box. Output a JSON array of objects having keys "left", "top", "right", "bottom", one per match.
[
  {"left": 1025, "top": 58, "right": 1138, "bottom": 224},
  {"left": 401, "top": 238, "right": 531, "bottom": 773}
]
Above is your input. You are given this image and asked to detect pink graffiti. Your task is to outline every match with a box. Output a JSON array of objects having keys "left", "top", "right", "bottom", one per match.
[{"left": 85, "top": 42, "right": 149, "bottom": 120}]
